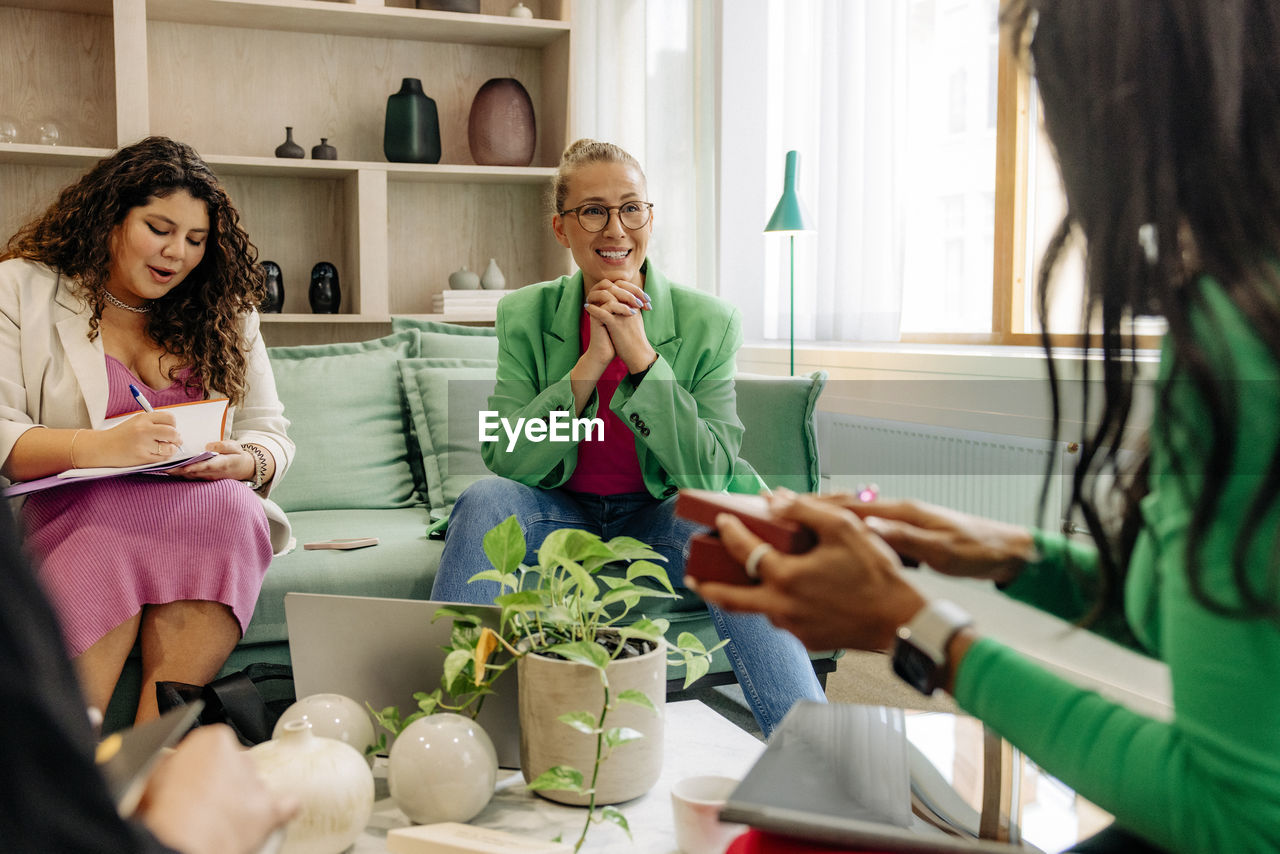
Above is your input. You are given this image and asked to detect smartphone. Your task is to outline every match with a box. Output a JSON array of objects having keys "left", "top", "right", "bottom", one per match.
[{"left": 303, "top": 537, "right": 379, "bottom": 551}]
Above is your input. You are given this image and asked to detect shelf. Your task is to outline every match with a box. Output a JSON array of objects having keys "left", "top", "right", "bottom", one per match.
[
  {"left": 0, "top": 1, "right": 111, "bottom": 14},
  {"left": 207, "top": 154, "right": 556, "bottom": 184},
  {"left": 145, "top": 0, "right": 569, "bottom": 47},
  {"left": 0, "top": 143, "right": 113, "bottom": 167},
  {"left": 0, "top": 147, "right": 557, "bottom": 186},
  {"left": 261, "top": 313, "right": 391, "bottom": 323}
]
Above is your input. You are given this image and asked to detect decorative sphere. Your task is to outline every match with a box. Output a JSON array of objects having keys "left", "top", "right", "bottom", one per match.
[
  {"left": 388, "top": 713, "right": 498, "bottom": 824},
  {"left": 273, "top": 693, "right": 376, "bottom": 756},
  {"left": 249, "top": 721, "right": 374, "bottom": 854}
]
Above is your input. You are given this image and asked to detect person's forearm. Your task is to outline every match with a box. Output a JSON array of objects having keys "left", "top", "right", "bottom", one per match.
[
  {"left": 942, "top": 626, "right": 979, "bottom": 696},
  {"left": 4, "top": 426, "right": 82, "bottom": 481}
]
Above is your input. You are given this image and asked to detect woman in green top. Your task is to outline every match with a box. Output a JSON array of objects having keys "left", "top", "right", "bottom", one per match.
[{"left": 692, "top": 1, "right": 1280, "bottom": 851}]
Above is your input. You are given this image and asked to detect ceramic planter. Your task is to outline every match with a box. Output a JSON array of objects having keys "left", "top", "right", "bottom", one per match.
[{"left": 518, "top": 633, "right": 666, "bottom": 806}]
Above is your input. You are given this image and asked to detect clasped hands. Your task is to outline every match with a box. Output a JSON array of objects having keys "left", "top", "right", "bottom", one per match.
[
  {"left": 689, "top": 489, "right": 1037, "bottom": 653},
  {"left": 582, "top": 276, "right": 656, "bottom": 375}
]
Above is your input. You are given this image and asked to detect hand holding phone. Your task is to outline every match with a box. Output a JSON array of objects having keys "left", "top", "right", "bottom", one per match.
[{"left": 676, "top": 489, "right": 816, "bottom": 585}]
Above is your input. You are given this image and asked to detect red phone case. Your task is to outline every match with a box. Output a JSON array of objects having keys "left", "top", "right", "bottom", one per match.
[{"left": 676, "top": 489, "right": 816, "bottom": 585}]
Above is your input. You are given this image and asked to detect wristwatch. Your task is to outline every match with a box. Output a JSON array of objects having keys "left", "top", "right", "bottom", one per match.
[{"left": 891, "top": 599, "right": 973, "bottom": 695}]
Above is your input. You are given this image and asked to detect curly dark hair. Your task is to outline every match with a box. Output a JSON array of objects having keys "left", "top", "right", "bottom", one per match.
[
  {"left": 1006, "top": 0, "right": 1280, "bottom": 623},
  {"left": 1, "top": 136, "right": 265, "bottom": 406}
]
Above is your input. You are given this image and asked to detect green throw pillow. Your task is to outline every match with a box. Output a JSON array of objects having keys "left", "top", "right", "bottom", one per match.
[
  {"left": 397, "top": 358, "right": 499, "bottom": 514},
  {"left": 734, "top": 371, "right": 827, "bottom": 493},
  {"left": 390, "top": 317, "right": 499, "bottom": 360},
  {"left": 268, "top": 331, "right": 421, "bottom": 512}
]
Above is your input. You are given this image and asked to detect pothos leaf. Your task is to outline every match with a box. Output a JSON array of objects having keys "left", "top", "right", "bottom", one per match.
[
  {"left": 604, "top": 726, "right": 645, "bottom": 748},
  {"left": 482, "top": 515, "right": 526, "bottom": 575},
  {"left": 525, "top": 765, "right": 585, "bottom": 793},
  {"left": 616, "top": 689, "right": 657, "bottom": 713},
  {"left": 598, "top": 806, "right": 632, "bottom": 837},
  {"left": 557, "top": 710, "right": 598, "bottom": 734}
]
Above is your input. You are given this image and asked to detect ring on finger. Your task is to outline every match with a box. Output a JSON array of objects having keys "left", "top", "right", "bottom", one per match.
[{"left": 744, "top": 542, "right": 775, "bottom": 580}]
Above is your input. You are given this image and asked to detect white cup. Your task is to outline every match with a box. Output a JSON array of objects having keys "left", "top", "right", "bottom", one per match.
[{"left": 670, "top": 774, "right": 748, "bottom": 854}]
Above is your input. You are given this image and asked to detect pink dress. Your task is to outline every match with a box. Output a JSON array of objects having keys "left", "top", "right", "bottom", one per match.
[{"left": 20, "top": 356, "right": 273, "bottom": 657}]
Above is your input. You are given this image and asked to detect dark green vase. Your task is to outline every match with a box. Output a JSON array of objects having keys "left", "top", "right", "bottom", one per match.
[{"left": 383, "top": 78, "right": 442, "bottom": 164}]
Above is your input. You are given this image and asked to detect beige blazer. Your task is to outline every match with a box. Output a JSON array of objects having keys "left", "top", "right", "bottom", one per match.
[{"left": 0, "top": 259, "right": 295, "bottom": 552}]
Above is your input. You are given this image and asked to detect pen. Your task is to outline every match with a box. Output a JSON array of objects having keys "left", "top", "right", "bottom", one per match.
[{"left": 129, "top": 383, "right": 155, "bottom": 413}]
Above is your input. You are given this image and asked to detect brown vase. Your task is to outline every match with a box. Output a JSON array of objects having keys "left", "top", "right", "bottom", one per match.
[{"left": 467, "top": 78, "right": 536, "bottom": 167}]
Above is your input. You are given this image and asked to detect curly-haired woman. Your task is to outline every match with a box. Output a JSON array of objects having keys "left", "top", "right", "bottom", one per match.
[{"left": 0, "top": 136, "right": 294, "bottom": 724}]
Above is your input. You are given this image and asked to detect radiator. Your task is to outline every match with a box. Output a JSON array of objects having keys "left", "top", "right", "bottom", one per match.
[{"left": 817, "top": 414, "right": 1073, "bottom": 529}]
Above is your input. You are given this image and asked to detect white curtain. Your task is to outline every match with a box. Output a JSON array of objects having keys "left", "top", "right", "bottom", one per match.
[
  {"left": 717, "top": 0, "right": 909, "bottom": 344},
  {"left": 568, "top": 0, "right": 717, "bottom": 292}
]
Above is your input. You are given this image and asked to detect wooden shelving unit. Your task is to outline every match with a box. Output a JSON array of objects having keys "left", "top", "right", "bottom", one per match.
[{"left": 0, "top": 0, "right": 573, "bottom": 342}]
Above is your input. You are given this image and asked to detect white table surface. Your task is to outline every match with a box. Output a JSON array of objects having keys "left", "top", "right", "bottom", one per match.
[{"left": 352, "top": 699, "right": 765, "bottom": 853}]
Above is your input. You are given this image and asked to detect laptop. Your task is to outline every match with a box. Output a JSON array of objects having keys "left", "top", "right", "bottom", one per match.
[
  {"left": 285, "top": 592, "right": 522, "bottom": 769},
  {"left": 720, "top": 701, "right": 1031, "bottom": 853}
]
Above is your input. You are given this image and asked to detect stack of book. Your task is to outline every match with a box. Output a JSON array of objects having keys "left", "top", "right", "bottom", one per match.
[{"left": 431, "top": 289, "right": 513, "bottom": 322}]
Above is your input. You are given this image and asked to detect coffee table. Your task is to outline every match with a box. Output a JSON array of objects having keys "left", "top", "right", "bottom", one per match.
[{"left": 352, "top": 699, "right": 764, "bottom": 853}]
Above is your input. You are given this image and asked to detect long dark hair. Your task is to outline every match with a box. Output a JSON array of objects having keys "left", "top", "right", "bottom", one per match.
[
  {"left": 2, "top": 136, "right": 265, "bottom": 406},
  {"left": 1008, "top": 0, "right": 1280, "bottom": 622}
]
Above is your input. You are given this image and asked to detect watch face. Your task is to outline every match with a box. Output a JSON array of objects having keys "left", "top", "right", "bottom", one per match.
[{"left": 892, "top": 642, "right": 938, "bottom": 695}]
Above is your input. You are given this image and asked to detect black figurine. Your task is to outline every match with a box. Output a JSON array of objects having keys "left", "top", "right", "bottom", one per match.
[
  {"left": 261, "top": 260, "right": 284, "bottom": 313},
  {"left": 309, "top": 262, "right": 341, "bottom": 314}
]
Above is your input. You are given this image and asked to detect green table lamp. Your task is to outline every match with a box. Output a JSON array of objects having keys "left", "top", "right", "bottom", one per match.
[{"left": 765, "top": 150, "right": 815, "bottom": 374}]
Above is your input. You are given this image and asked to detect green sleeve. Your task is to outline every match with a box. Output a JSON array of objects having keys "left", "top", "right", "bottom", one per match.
[
  {"left": 610, "top": 306, "right": 748, "bottom": 492},
  {"left": 479, "top": 299, "right": 591, "bottom": 489},
  {"left": 997, "top": 530, "right": 1100, "bottom": 623},
  {"left": 954, "top": 279, "right": 1280, "bottom": 852}
]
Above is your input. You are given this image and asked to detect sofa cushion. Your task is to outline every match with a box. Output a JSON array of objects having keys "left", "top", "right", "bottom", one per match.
[
  {"left": 267, "top": 331, "right": 421, "bottom": 512},
  {"left": 398, "top": 358, "right": 499, "bottom": 515},
  {"left": 242, "top": 506, "right": 443, "bottom": 648},
  {"left": 391, "top": 317, "right": 499, "bottom": 360},
  {"left": 736, "top": 371, "right": 827, "bottom": 493}
]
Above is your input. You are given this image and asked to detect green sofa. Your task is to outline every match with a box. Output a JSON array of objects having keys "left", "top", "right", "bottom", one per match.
[{"left": 105, "top": 320, "right": 831, "bottom": 726}]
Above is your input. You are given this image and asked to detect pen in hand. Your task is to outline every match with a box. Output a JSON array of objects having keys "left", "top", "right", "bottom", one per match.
[{"left": 129, "top": 383, "right": 155, "bottom": 413}]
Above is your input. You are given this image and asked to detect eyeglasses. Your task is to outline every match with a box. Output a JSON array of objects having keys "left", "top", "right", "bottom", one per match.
[{"left": 558, "top": 201, "right": 654, "bottom": 233}]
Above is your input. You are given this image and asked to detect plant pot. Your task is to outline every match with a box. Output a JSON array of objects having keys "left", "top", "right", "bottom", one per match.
[{"left": 518, "top": 633, "right": 666, "bottom": 806}]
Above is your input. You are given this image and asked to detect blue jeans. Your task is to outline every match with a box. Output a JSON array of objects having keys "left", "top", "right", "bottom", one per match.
[{"left": 433, "top": 478, "right": 826, "bottom": 738}]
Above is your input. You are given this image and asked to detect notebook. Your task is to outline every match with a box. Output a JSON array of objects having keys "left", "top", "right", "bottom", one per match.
[
  {"left": 720, "top": 701, "right": 1029, "bottom": 853},
  {"left": 284, "top": 592, "right": 522, "bottom": 768},
  {"left": 5, "top": 398, "right": 229, "bottom": 497}
]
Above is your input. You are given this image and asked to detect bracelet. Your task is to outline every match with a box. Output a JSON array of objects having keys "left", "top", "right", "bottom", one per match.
[
  {"left": 69, "top": 429, "right": 85, "bottom": 469},
  {"left": 242, "top": 443, "right": 269, "bottom": 491}
]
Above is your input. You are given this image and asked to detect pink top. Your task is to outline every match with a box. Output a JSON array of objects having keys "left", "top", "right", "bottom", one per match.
[{"left": 563, "top": 309, "right": 647, "bottom": 495}]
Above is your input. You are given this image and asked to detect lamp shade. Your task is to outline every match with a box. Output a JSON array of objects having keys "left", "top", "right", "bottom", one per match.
[{"left": 765, "top": 150, "right": 814, "bottom": 232}]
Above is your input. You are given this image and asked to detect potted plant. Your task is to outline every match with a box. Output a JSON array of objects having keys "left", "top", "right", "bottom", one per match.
[{"left": 372, "top": 515, "right": 725, "bottom": 852}]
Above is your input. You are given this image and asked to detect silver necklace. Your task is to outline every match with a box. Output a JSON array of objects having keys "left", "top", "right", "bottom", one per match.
[{"left": 103, "top": 290, "right": 150, "bottom": 314}]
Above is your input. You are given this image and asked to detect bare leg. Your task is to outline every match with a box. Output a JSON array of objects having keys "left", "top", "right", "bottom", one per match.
[
  {"left": 74, "top": 612, "right": 143, "bottom": 717},
  {"left": 137, "top": 600, "right": 241, "bottom": 724}
]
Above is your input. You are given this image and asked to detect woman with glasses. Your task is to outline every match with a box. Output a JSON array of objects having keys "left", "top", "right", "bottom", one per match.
[{"left": 431, "top": 138, "right": 826, "bottom": 737}]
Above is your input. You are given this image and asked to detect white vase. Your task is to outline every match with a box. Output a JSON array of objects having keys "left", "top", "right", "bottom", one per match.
[
  {"left": 448, "top": 265, "right": 480, "bottom": 290},
  {"left": 388, "top": 713, "right": 498, "bottom": 824},
  {"left": 518, "top": 633, "right": 666, "bottom": 806},
  {"left": 480, "top": 258, "right": 506, "bottom": 290},
  {"left": 272, "top": 693, "right": 376, "bottom": 758},
  {"left": 248, "top": 720, "right": 374, "bottom": 854}
]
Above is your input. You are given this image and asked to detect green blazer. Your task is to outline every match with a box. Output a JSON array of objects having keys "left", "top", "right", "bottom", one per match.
[{"left": 481, "top": 264, "right": 765, "bottom": 497}]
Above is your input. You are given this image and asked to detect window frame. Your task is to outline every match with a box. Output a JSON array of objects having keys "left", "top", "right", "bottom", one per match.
[{"left": 898, "top": 23, "right": 1163, "bottom": 351}]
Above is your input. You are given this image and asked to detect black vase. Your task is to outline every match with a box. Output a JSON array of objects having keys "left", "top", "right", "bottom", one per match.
[
  {"left": 415, "top": 0, "right": 480, "bottom": 11},
  {"left": 311, "top": 137, "right": 337, "bottom": 160},
  {"left": 383, "top": 78, "right": 442, "bottom": 164},
  {"left": 261, "top": 260, "right": 284, "bottom": 313},
  {"left": 308, "top": 262, "right": 341, "bottom": 314},
  {"left": 274, "top": 127, "right": 305, "bottom": 158}
]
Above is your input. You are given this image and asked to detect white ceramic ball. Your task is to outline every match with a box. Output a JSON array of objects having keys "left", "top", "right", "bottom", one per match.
[
  {"left": 388, "top": 713, "right": 498, "bottom": 824},
  {"left": 249, "top": 720, "right": 374, "bottom": 854},
  {"left": 273, "top": 693, "right": 376, "bottom": 755}
]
